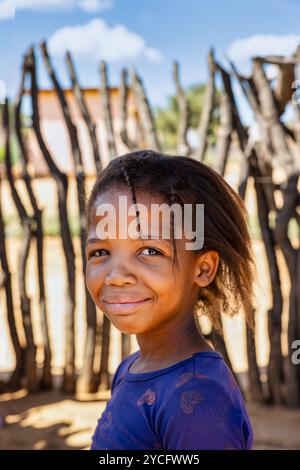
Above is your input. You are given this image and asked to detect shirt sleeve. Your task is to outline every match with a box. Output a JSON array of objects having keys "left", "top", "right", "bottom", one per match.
[{"left": 157, "top": 377, "right": 253, "bottom": 450}]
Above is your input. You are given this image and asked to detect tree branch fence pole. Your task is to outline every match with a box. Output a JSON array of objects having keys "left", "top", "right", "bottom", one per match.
[
  {"left": 28, "top": 46, "right": 76, "bottom": 394},
  {"left": 40, "top": 41, "right": 98, "bottom": 395}
]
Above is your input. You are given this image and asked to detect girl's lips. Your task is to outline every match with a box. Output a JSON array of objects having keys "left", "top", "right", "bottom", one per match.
[{"left": 102, "top": 298, "right": 151, "bottom": 315}]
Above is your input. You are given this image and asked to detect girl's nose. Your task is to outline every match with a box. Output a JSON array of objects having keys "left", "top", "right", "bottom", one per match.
[{"left": 104, "top": 266, "right": 137, "bottom": 287}]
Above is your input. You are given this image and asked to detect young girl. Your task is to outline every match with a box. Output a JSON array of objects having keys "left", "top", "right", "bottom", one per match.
[{"left": 85, "top": 150, "right": 254, "bottom": 450}]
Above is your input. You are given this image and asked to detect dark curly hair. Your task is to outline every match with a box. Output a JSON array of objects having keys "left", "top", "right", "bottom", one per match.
[{"left": 86, "top": 150, "right": 255, "bottom": 332}]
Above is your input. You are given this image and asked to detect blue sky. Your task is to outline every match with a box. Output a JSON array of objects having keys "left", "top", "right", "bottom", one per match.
[{"left": 0, "top": 0, "right": 300, "bottom": 122}]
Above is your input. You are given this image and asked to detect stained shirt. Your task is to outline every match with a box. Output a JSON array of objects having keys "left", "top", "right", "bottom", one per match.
[{"left": 90, "top": 350, "right": 253, "bottom": 450}]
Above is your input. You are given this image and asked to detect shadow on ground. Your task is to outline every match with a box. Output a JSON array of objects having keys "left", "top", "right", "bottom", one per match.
[{"left": 1, "top": 389, "right": 300, "bottom": 450}]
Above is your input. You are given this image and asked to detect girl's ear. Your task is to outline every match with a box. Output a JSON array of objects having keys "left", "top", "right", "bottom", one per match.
[{"left": 194, "top": 250, "right": 220, "bottom": 288}]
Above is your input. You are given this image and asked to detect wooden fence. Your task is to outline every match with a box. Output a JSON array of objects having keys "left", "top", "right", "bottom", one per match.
[{"left": 0, "top": 41, "right": 299, "bottom": 407}]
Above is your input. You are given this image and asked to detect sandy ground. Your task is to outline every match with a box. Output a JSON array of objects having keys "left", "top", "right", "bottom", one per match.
[{"left": 0, "top": 388, "right": 300, "bottom": 450}]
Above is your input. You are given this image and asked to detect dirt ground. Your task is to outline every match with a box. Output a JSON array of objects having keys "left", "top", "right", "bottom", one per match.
[{"left": 0, "top": 388, "right": 300, "bottom": 450}]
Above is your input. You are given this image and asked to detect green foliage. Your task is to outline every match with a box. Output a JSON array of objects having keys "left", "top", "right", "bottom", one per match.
[
  {"left": 0, "top": 135, "right": 20, "bottom": 165},
  {"left": 0, "top": 101, "right": 23, "bottom": 165},
  {"left": 154, "top": 83, "right": 219, "bottom": 152}
]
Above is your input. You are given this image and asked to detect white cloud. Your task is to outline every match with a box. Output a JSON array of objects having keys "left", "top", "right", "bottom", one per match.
[
  {"left": 0, "top": 0, "right": 113, "bottom": 20},
  {"left": 78, "top": 0, "right": 112, "bottom": 12},
  {"left": 227, "top": 34, "right": 300, "bottom": 73},
  {"left": 48, "top": 18, "right": 163, "bottom": 63},
  {"left": 0, "top": 0, "right": 15, "bottom": 20}
]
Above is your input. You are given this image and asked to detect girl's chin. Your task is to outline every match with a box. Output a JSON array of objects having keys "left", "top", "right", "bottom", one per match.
[{"left": 110, "top": 317, "right": 149, "bottom": 335}]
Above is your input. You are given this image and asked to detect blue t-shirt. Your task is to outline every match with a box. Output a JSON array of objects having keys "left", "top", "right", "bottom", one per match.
[{"left": 91, "top": 350, "right": 253, "bottom": 450}]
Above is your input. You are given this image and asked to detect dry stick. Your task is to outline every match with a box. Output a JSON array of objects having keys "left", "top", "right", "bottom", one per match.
[
  {"left": 65, "top": 51, "right": 102, "bottom": 174},
  {"left": 213, "top": 92, "right": 232, "bottom": 176},
  {"left": 231, "top": 61, "right": 289, "bottom": 405},
  {"left": 293, "top": 53, "right": 300, "bottom": 385},
  {"left": 196, "top": 48, "right": 215, "bottom": 162},
  {"left": 130, "top": 69, "right": 161, "bottom": 151},
  {"left": 252, "top": 59, "right": 295, "bottom": 173},
  {"left": 275, "top": 176, "right": 299, "bottom": 408},
  {"left": 27, "top": 46, "right": 76, "bottom": 394},
  {"left": 252, "top": 55, "right": 298, "bottom": 66},
  {"left": 65, "top": 51, "right": 102, "bottom": 392},
  {"left": 97, "top": 313, "right": 111, "bottom": 391},
  {"left": 173, "top": 61, "right": 191, "bottom": 156},
  {"left": 228, "top": 60, "right": 276, "bottom": 209},
  {"left": 40, "top": 41, "right": 97, "bottom": 394},
  {"left": 0, "top": 267, "right": 5, "bottom": 287},
  {"left": 252, "top": 59, "right": 300, "bottom": 407},
  {"left": 15, "top": 54, "right": 52, "bottom": 389},
  {"left": 216, "top": 63, "right": 246, "bottom": 153},
  {"left": 246, "top": 141, "right": 284, "bottom": 405},
  {"left": 251, "top": 54, "right": 295, "bottom": 116},
  {"left": 232, "top": 59, "right": 296, "bottom": 405},
  {"left": 100, "top": 61, "right": 117, "bottom": 161},
  {"left": 254, "top": 145, "right": 284, "bottom": 405},
  {"left": 2, "top": 98, "right": 39, "bottom": 392},
  {"left": 274, "top": 63, "right": 295, "bottom": 116},
  {"left": 119, "top": 68, "right": 138, "bottom": 152},
  {"left": 0, "top": 166, "right": 23, "bottom": 392},
  {"left": 217, "top": 63, "right": 264, "bottom": 403}
]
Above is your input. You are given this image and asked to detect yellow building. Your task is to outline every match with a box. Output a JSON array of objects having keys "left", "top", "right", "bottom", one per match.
[{"left": 25, "top": 87, "right": 139, "bottom": 176}]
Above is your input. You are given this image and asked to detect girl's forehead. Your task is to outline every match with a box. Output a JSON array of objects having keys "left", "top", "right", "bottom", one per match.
[
  {"left": 91, "top": 187, "right": 167, "bottom": 208},
  {"left": 88, "top": 188, "right": 182, "bottom": 242}
]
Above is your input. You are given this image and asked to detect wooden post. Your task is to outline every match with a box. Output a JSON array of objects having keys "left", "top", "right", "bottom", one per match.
[
  {"left": 196, "top": 48, "right": 215, "bottom": 161},
  {"left": 130, "top": 69, "right": 161, "bottom": 151},
  {"left": 216, "top": 63, "right": 264, "bottom": 403},
  {"left": 119, "top": 68, "right": 138, "bottom": 151},
  {"left": 100, "top": 61, "right": 117, "bottom": 160},
  {"left": 3, "top": 98, "right": 39, "bottom": 392},
  {"left": 40, "top": 41, "right": 98, "bottom": 395},
  {"left": 15, "top": 53, "right": 52, "bottom": 389},
  {"left": 65, "top": 51, "right": 103, "bottom": 173},
  {"left": 213, "top": 92, "right": 232, "bottom": 176},
  {"left": 173, "top": 61, "right": 191, "bottom": 156},
  {"left": 28, "top": 46, "right": 76, "bottom": 394},
  {"left": 251, "top": 58, "right": 299, "bottom": 407},
  {"left": 0, "top": 161, "right": 23, "bottom": 392}
]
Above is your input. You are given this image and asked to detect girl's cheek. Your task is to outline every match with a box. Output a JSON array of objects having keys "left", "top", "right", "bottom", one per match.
[{"left": 86, "top": 263, "right": 105, "bottom": 294}]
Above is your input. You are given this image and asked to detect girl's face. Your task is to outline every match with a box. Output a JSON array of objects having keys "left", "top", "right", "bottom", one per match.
[{"left": 85, "top": 187, "right": 218, "bottom": 335}]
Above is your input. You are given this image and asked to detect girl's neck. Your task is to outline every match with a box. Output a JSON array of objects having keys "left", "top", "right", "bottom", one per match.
[{"left": 131, "top": 316, "right": 214, "bottom": 374}]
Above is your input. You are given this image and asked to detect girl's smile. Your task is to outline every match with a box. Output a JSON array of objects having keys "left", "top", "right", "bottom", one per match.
[{"left": 101, "top": 298, "right": 153, "bottom": 316}]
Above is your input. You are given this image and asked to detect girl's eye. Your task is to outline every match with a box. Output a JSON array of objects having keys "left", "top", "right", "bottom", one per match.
[
  {"left": 140, "top": 247, "right": 162, "bottom": 256},
  {"left": 89, "top": 249, "right": 109, "bottom": 259}
]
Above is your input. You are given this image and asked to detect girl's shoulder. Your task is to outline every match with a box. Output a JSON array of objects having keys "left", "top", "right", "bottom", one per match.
[{"left": 156, "top": 353, "right": 253, "bottom": 450}]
